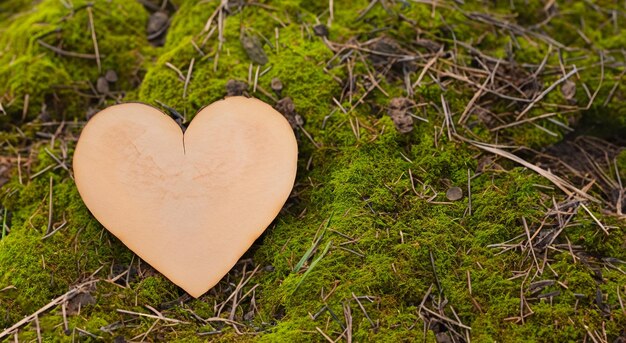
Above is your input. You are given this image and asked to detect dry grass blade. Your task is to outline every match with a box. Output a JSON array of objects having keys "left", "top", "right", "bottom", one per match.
[
  {"left": 86, "top": 6, "right": 101, "bottom": 72},
  {"left": 458, "top": 59, "right": 500, "bottom": 125},
  {"left": 315, "top": 327, "right": 335, "bottom": 343},
  {"left": 412, "top": 48, "right": 443, "bottom": 88},
  {"left": 165, "top": 62, "right": 185, "bottom": 81},
  {"left": 464, "top": 138, "right": 599, "bottom": 202},
  {"left": 116, "top": 309, "right": 189, "bottom": 324},
  {"left": 579, "top": 203, "right": 610, "bottom": 235},
  {"left": 516, "top": 67, "right": 578, "bottom": 120},
  {"left": 522, "top": 217, "right": 541, "bottom": 272},
  {"left": 37, "top": 40, "right": 99, "bottom": 59},
  {"left": 183, "top": 58, "right": 195, "bottom": 99},
  {"left": 46, "top": 175, "right": 53, "bottom": 235}
]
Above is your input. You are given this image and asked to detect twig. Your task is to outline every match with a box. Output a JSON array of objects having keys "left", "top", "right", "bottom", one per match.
[
  {"left": 87, "top": 6, "right": 101, "bottom": 72},
  {"left": 458, "top": 60, "right": 500, "bottom": 124},
  {"left": 516, "top": 66, "right": 578, "bottom": 120},
  {"left": 183, "top": 58, "right": 195, "bottom": 99},
  {"left": 441, "top": 94, "right": 455, "bottom": 140},
  {"left": 461, "top": 137, "right": 599, "bottom": 202},
  {"left": 522, "top": 217, "right": 541, "bottom": 272},
  {"left": 420, "top": 306, "right": 472, "bottom": 330},
  {"left": 467, "top": 169, "right": 472, "bottom": 216},
  {"left": 0, "top": 280, "right": 98, "bottom": 339},
  {"left": 165, "top": 62, "right": 186, "bottom": 81},
  {"left": 315, "top": 327, "right": 335, "bottom": 343},
  {"left": 34, "top": 315, "right": 42, "bottom": 343},
  {"left": 580, "top": 203, "right": 610, "bottom": 235},
  {"left": 412, "top": 48, "right": 443, "bottom": 88},
  {"left": 117, "top": 309, "right": 188, "bottom": 324},
  {"left": 37, "top": 40, "right": 99, "bottom": 59},
  {"left": 352, "top": 292, "right": 376, "bottom": 329},
  {"left": 46, "top": 176, "right": 53, "bottom": 235}
]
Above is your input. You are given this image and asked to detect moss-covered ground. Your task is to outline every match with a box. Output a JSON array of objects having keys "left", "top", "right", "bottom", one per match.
[{"left": 1, "top": 0, "right": 625, "bottom": 341}]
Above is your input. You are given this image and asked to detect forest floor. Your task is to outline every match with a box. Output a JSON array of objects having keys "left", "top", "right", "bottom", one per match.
[{"left": 1, "top": 0, "right": 626, "bottom": 342}]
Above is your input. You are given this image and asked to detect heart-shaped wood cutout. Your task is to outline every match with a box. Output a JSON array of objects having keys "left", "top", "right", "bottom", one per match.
[{"left": 73, "top": 97, "right": 298, "bottom": 297}]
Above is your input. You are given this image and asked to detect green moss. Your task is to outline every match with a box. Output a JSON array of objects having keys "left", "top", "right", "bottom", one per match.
[
  {"left": 0, "top": 0, "right": 153, "bottom": 123},
  {"left": 1, "top": 0, "right": 626, "bottom": 341}
]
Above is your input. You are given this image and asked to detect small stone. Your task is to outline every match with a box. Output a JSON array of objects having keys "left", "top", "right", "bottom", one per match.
[
  {"left": 561, "top": 80, "right": 576, "bottom": 101},
  {"left": 105, "top": 70, "right": 118, "bottom": 83},
  {"left": 147, "top": 11, "right": 169, "bottom": 37},
  {"left": 243, "top": 310, "right": 255, "bottom": 321},
  {"left": 225, "top": 79, "right": 248, "bottom": 97},
  {"left": 66, "top": 292, "right": 96, "bottom": 315},
  {"left": 446, "top": 187, "right": 463, "bottom": 201},
  {"left": 241, "top": 34, "right": 268, "bottom": 65},
  {"left": 387, "top": 97, "right": 414, "bottom": 134},
  {"left": 313, "top": 24, "right": 329, "bottom": 37},
  {"left": 96, "top": 77, "right": 109, "bottom": 94},
  {"left": 270, "top": 77, "right": 283, "bottom": 93}
]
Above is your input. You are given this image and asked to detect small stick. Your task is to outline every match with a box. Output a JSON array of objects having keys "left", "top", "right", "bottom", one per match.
[
  {"left": 117, "top": 309, "right": 188, "bottom": 324},
  {"left": 75, "top": 328, "right": 100, "bottom": 339},
  {"left": 441, "top": 94, "right": 455, "bottom": 140},
  {"left": 61, "top": 302, "right": 68, "bottom": 333},
  {"left": 412, "top": 49, "right": 442, "bottom": 88},
  {"left": 42, "top": 220, "right": 67, "bottom": 239},
  {"left": 87, "top": 6, "right": 101, "bottom": 72},
  {"left": 516, "top": 66, "right": 578, "bottom": 120},
  {"left": 37, "top": 40, "right": 99, "bottom": 59},
  {"left": 522, "top": 217, "right": 540, "bottom": 272},
  {"left": 352, "top": 292, "right": 376, "bottom": 329},
  {"left": 461, "top": 137, "right": 599, "bottom": 202},
  {"left": 46, "top": 176, "right": 53, "bottom": 235},
  {"left": 420, "top": 306, "right": 472, "bottom": 330},
  {"left": 183, "top": 58, "right": 195, "bottom": 99},
  {"left": 44, "top": 148, "right": 70, "bottom": 174},
  {"left": 491, "top": 111, "right": 572, "bottom": 131},
  {"left": 328, "top": 0, "right": 334, "bottom": 26},
  {"left": 253, "top": 65, "right": 260, "bottom": 93},
  {"left": 275, "top": 27, "right": 279, "bottom": 54},
  {"left": 584, "top": 53, "right": 604, "bottom": 110},
  {"left": 190, "top": 40, "right": 205, "bottom": 56},
  {"left": 467, "top": 168, "right": 472, "bottom": 216},
  {"left": 136, "top": 318, "right": 159, "bottom": 342},
  {"left": 165, "top": 62, "right": 185, "bottom": 81},
  {"left": 17, "top": 154, "right": 22, "bottom": 185},
  {"left": 35, "top": 315, "right": 42, "bottom": 343},
  {"left": 580, "top": 203, "right": 610, "bottom": 235},
  {"left": 22, "top": 94, "right": 29, "bottom": 121},
  {"left": 315, "top": 327, "right": 335, "bottom": 343},
  {"left": 617, "top": 285, "right": 625, "bottom": 316},
  {"left": 458, "top": 60, "right": 500, "bottom": 124}
]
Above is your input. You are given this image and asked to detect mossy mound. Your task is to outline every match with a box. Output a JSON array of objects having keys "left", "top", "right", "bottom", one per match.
[
  {"left": 1, "top": 0, "right": 625, "bottom": 342},
  {"left": 0, "top": 0, "right": 153, "bottom": 123}
]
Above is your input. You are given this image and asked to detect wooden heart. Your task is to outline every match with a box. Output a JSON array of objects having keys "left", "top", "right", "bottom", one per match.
[{"left": 73, "top": 97, "right": 298, "bottom": 297}]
